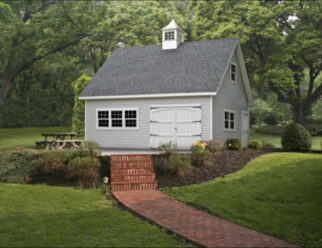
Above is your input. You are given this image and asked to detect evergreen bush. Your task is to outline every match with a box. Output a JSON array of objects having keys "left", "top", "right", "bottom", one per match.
[{"left": 281, "top": 123, "right": 311, "bottom": 152}]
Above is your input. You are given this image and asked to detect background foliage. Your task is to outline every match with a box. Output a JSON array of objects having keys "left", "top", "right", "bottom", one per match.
[{"left": 0, "top": 0, "right": 321, "bottom": 129}]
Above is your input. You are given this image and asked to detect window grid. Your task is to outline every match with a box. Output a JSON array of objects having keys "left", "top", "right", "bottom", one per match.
[
  {"left": 125, "top": 110, "right": 137, "bottom": 127},
  {"left": 165, "top": 31, "right": 175, "bottom": 40},
  {"left": 224, "top": 110, "right": 235, "bottom": 130},
  {"left": 98, "top": 111, "right": 109, "bottom": 127},
  {"left": 111, "top": 110, "right": 123, "bottom": 127},
  {"left": 97, "top": 109, "right": 137, "bottom": 129},
  {"left": 231, "top": 63, "right": 236, "bottom": 82}
]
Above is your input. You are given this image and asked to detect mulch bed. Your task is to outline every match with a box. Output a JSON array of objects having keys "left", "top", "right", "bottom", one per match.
[
  {"left": 29, "top": 171, "right": 75, "bottom": 186},
  {"left": 154, "top": 149, "right": 272, "bottom": 189}
]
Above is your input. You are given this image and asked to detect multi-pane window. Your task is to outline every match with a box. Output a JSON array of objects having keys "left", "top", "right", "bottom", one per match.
[
  {"left": 165, "top": 31, "right": 175, "bottom": 40},
  {"left": 111, "top": 110, "right": 123, "bottom": 127},
  {"left": 224, "top": 110, "right": 235, "bottom": 130},
  {"left": 231, "top": 63, "right": 236, "bottom": 82},
  {"left": 97, "top": 111, "right": 109, "bottom": 127},
  {"left": 125, "top": 110, "right": 137, "bottom": 127},
  {"left": 97, "top": 109, "right": 137, "bottom": 128}
]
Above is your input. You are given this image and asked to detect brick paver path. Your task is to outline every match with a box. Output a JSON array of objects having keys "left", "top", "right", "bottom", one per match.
[{"left": 113, "top": 190, "right": 298, "bottom": 248}]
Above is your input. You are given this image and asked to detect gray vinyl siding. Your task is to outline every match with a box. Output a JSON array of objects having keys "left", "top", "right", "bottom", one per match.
[
  {"left": 212, "top": 51, "right": 249, "bottom": 146},
  {"left": 85, "top": 96, "right": 211, "bottom": 149}
]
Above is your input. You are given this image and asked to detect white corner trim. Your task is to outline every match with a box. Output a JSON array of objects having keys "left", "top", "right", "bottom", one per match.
[
  {"left": 79, "top": 92, "right": 217, "bottom": 100},
  {"left": 84, "top": 101, "right": 87, "bottom": 141},
  {"left": 209, "top": 96, "right": 213, "bottom": 140}
]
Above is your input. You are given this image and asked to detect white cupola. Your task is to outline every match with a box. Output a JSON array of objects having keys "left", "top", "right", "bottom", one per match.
[{"left": 161, "top": 19, "right": 184, "bottom": 50}]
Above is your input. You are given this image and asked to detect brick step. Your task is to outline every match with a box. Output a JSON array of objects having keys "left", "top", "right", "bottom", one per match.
[
  {"left": 111, "top": 167, "right": 155, "bottom": 175},
  {"left": 111, "top": 181, "right": 158, "bottom": 191},
  {"left": 110, "top": 154, "right": 152, "bottom": 162},
  {"left": 111, "top": 161, "right": 153, "bottom": 168},
  {"left": 111, "top": 173, "right": 156, "bottom": 182}
]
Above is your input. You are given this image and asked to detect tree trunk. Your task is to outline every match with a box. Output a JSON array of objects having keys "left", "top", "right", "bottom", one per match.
[
  {"left": 0, "top": 76, "right": 13, "bottom": 106},
  {"left": 293, "top": 102, "right": 313, "bottom": 124}
]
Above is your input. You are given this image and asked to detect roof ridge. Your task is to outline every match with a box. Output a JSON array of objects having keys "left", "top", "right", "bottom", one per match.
[{"left": 115, "top": 38, "right": 238, "bottom": 51}]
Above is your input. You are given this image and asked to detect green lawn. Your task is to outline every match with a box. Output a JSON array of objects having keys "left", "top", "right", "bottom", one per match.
[
  {"left": 0, "top": 127, "right": 72, "bottom": 152},
  {"left": 0, "top": 184, "right": 188, "bottom": 247},
  {"left": 250, "top": 129, "right": 322, "bottom": 150},
  {"left": 166, "top": 153, "right": 322, "bottom": 248}
]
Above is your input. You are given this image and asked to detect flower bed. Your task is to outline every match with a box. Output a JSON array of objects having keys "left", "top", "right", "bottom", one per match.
[{"left": 154, "top": 149, "right": 269, "bottom": 188}]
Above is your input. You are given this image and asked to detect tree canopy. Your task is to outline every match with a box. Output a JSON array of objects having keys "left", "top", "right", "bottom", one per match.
[{"left": 0, "top": 0, "right": 321, "bottom": 128}]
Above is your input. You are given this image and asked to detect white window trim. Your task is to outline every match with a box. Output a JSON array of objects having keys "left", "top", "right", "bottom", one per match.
[
  {"left": 230, "top": 62, "right": 237, "bottom": 83},
  {"left": 96, "top": 107, "right": 139, "bottom": 130},
  {"left": 223, "top": 109, "right": 236, "bottom": 131}
]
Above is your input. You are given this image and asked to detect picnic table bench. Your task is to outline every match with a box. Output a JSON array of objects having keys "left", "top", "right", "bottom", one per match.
[{"left": 35, "top": 132, "right": 84, "bottom": 150}]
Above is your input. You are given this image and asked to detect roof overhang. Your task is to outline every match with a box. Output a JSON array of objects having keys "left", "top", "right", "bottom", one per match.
[{"left": 79, "top": 92, "right": 216, "bottom": 100}]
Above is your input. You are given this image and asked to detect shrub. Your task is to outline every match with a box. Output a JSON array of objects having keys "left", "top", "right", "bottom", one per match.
[
  {"left": 67, "top": 157, "right": 100, "bottom": 187},
  {"left": 41, "top": 151, "right": 68, "bottom": 174},
  {"left": 66, "top": 149, "right": 90, "bottom": 163},
  {"left": 191, "top": 141, "right": 213, "bottom": 167},
  {"left": 255, "top": 125, "right": 285, "bottom": 136},
  {"left": 159, "top": 141, "right": 176, "bottom": 158},
  {"left": 281, "top": 123, "right": 312, "bottom": 152},
  {"left": 166, "top": 153, "right": 193, "bottom": 178},
  {"left": 225, "top": 138, "right": 241, "bottom": 151},
  {"left": 248, "top": 140, "right": 262, "bottom": 150},
  {"left": 0, "top": 149, "right": 43, "bottom": 183},
  {"left": 84, "top": 141, "right": 101, "bottom": 157},
  {"left": 262, "top": 141, "right": 275, "bottom": 149},
  {"left": 204, "top": 140, "right": 222, "bottom": 153}
]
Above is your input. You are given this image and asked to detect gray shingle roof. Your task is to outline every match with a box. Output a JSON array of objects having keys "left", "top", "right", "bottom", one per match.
[{"left": 80, "top": 38, "right": 238, "bottom": 97}]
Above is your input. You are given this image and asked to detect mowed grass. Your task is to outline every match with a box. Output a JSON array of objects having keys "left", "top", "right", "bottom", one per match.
[
  {"left": 166, "top": 153, "right": 322, "bottom": 247},
  {"left": 0, "top": 127, "right": 72, "bottom": 152},
  {"left": 250, "top": 129, "right": 322, "bottom": 150},
  {"left": 0, "top": 184, "right": 188, "bottom": 247}
]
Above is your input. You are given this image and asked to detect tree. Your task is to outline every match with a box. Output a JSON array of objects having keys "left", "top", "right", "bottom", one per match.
[
  {"left": 0, "top": 1, "right": 100, "bottom": 106},
  {"left": 80, "top": 1, "right": 189, "bottom": 73},
  {"left": 72, "top": 75, "right": 91, "bottom": 135},
  {"left": 190, "top": 0, "right": 322, "bottom": 123}
]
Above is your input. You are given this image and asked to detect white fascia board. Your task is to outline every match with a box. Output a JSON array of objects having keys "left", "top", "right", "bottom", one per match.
[
  {"left": 235, "top": 42, "right": 254, "bottom": 106},
  {"left": 79, "top": 92, "right": 217, "bottom": 100}
]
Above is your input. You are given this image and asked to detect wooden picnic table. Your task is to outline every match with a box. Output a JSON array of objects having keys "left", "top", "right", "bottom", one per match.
[
  {"left": 35, "top": 132, "right": 84, "bottom": 150},
  {"left": 41, "top": 132, "right": 78, "bottom": 141}
]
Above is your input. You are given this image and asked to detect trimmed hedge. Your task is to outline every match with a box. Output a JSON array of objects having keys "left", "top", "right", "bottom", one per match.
[{"left": 281, "top": 123, "right": 312, "bottom": 152}]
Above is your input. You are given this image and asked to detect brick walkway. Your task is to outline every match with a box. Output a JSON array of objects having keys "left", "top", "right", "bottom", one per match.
[{"left": 113, "top": 190, "right": 298, "bottom": 248}]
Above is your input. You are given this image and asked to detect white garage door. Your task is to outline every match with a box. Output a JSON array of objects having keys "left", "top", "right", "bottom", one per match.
[{"left": 150, "top": 106, "right": 202, "bottom": 149}]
